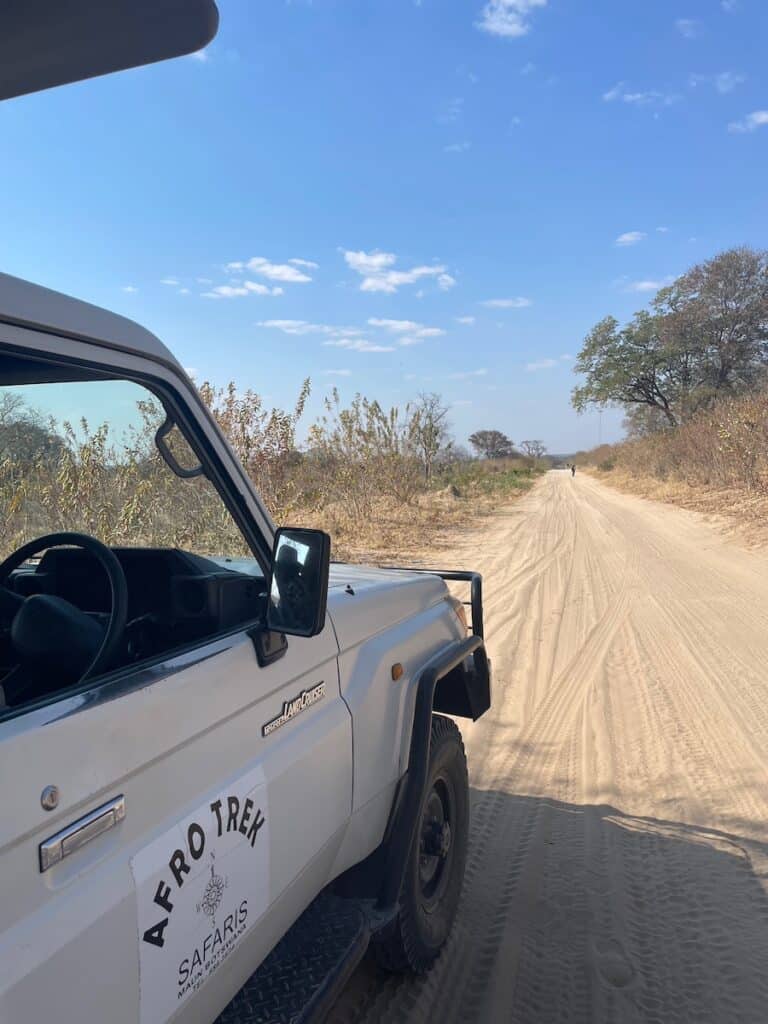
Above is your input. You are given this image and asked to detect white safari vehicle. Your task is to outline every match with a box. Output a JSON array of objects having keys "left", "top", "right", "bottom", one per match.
[{"left": 0, "top": 4, "right": 491, "bottom": 1023}]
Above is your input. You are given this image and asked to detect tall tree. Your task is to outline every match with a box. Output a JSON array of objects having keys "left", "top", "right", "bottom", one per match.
[
  {"left": 520, "top": 440, "right": 547, "bottom": 464},
  {"left": 572, "top": 247, "right": 768, "bottom": 428},
  {"left": 468, "top": 429, "right": 514, "bottom": 459},
  {"left": 411, "top": 392, "right": 451, "bottom": 483}
]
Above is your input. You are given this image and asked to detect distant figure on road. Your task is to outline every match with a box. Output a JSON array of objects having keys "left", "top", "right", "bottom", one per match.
[{"left": 571, "top": 464, "right": 576, "bottom": 477}]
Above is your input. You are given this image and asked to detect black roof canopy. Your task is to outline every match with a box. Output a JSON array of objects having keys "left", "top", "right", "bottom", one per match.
[{"left": 0, "top": 0, "right": 219, "bottom": 101}]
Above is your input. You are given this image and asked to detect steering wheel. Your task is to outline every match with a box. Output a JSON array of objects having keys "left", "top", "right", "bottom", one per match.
[{"left": 0, "top": 532, "right": 128, "bottom": 700}]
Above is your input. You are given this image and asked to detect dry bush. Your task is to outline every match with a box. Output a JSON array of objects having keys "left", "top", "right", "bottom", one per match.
[{"left": 605, "top": 391, "right": 768, "bottom": 494}]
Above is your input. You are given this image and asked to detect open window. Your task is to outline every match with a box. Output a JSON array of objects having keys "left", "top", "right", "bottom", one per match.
[{"left": 0, "top": 352, "right": 269, "bottom": 717}]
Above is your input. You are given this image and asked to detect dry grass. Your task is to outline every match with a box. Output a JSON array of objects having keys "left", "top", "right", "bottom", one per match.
[{"left": 582, "top": 390, "right": 768, "bottom": 547}]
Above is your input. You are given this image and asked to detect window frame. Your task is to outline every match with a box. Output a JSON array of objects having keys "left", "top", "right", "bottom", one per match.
[{"left": 0, "top": 333, "right": 277, "bottom": 724}]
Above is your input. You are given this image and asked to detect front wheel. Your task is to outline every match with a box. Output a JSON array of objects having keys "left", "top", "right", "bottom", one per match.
[{"left": 373, "top": 714, "right": 469, "bottom": 973}]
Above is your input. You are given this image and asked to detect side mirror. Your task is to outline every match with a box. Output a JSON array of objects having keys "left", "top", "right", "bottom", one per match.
[{"left": 266, "top": 528, "right": 331, "bottom": 638}]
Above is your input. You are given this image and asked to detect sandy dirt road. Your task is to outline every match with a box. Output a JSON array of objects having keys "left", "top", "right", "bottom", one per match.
[{"left": 328, "top": 469, "right": 768, "bottom": 1024}]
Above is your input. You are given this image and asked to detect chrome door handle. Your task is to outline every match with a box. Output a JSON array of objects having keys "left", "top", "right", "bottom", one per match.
[{"left": 39, "top": 795, "right": 125, "bottom": 872}]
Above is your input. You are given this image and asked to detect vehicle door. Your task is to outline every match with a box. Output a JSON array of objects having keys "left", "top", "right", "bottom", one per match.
[{"left": 0, "top": 359, "right": 352, "bottom": 1024}]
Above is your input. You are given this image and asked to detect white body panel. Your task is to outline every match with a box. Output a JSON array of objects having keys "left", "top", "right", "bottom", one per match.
[{"left": 0, "top": 274, "right": 466, "bottom": 1024}]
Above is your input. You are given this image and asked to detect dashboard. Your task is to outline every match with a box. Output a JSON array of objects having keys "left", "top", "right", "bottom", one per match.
[{"left": 10, "top": 547, "right": 266, "bottom": 663}]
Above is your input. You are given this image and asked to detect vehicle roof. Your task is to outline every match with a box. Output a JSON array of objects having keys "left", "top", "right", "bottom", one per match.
[{"left": 0, "top": 271, "right": 182, "bottom": 371}]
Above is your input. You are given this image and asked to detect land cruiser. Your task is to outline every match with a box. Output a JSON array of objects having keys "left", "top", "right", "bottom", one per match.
[{"left": 0, "top": 5, "right": 491, "bottom": 1022}]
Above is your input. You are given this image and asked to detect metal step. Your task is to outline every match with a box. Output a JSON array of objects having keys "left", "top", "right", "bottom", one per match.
[{"left": 216, "top": 891, "right": 370, "bottom": 1024}]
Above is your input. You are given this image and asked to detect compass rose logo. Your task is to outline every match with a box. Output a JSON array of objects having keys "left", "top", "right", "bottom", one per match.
[{"left": 197, "top": 855, "right": 227, "bottom": 918}]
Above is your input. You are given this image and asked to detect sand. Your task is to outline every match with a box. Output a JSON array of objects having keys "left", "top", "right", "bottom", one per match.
[{"left": 328, "top": 469, "right": 768, "bottom": 1023}]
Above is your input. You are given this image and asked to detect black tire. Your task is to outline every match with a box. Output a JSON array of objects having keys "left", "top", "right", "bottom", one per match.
[{"left": 373, "top": 714, "right": 469, "bottom": 974}]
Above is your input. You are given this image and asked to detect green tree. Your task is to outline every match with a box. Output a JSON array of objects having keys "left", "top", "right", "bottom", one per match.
[
  {"left": 468, "top": 429, "right": 514, "bottom": 459},
  {"left": 572, "top": 247, "right": 768, "bottom": 429}
]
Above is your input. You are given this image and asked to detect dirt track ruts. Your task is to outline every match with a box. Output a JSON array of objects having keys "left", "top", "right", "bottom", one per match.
[{"left": 327, "top": 469, "right": 768, "bottom": 1024}]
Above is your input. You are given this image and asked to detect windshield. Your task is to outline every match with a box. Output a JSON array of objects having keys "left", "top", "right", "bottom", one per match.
[{"left": 0, "top": 376, "right": 250, "bottom": 559}]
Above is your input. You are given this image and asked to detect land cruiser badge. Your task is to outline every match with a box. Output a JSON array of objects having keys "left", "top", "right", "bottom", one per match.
[{"left": 262, "top": 682, "right": 326, "bottom": 737}]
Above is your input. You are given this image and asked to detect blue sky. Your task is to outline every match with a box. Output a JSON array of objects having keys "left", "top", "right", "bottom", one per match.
[{"left": 0, "top": 0, "right": 766, "bottom": 453}]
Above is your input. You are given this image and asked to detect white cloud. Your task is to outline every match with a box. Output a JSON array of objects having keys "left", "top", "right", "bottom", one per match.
[
  {"left": 226, "top": 257, "right": 312, "bottom": 283},
  {"left": 476, "top": 0, "right": 547, "bottom": 39},
  {"left": 603, "top": 83, "right": 679, "bottom": 107},
  {"left": 161, "top": 277, "right": 179, "bottom": 286},
  {"left": 178, "top": 287, "right": 191, "bottom": 295},
  {"left": 183, "top": 367, "right": 199, "bottom": 378},
  {"left": 456, "top": 316, "right": 476, "bottom": 325},
  {"left": 448, "top": 368, "right": 488, "bottom": 379},
  {"left": 288, "top": 258, "right": 319, "bottom": 269},
  {"left": 715, "top": 71, "right": 745, "bottom": 93},
  {"left": 189, "top": 49, "right": 209, "bottom": 62},
  {"left": 323, "top": 338, "right": 395, "bottom": 353},
  {"left": 256, "top": 319, "right": 359, "bottom": 336},
  {"left": 689, "top": 71, "right": 745, "bottom": 94},
  {"left": 615, "top": 231, "right": 646, "bottom": 247},
  {"left": 675, "top": 18, "right": 700, "bottom": 38},
  {"left": 728, "top": 110, "right": 768, "bottom": 133},
  {"left": 322, "top": 369, "right": 352, "bottom": 377},
  {"left": 526, "top": 358, "right": 558, "bottom": 371},
  {"left": 444, "top": 141, "right": 471, "bottom": 153},
  {"left": 627, "top": 279, "right": 668, "bottom": 293},
  {"left": 122, "top": 285, "right": 138, "bottom": 293},
  {"left": 656, "top": 226, "right": 669, "bottom": 233},
  {"left": 203, "top": 282, "right": 283, "bottom": 299},
  {"left": 439, "top": 97, "right": 464, "bottom": 124},
  {"left": 721, "top": 0, "right": 738, "bottom": 11},
  {"left": 481, "top": 296, "right": 531, "bottom": 308},
  {"left": 344, "top": 249, "right": 452, "bottom": 294},
  {"left": 367, "top": 318, "right": 445, "bottom": 338},
  {"left": 560, "top": 354, "right": 573, "bottom": 361},
  {"left": 438, "top": 273, "right": 457, "bottom": 291}
]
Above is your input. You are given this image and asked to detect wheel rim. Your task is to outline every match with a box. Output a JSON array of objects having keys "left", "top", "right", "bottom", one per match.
[{"left": 418, "top": 776, "right": 454, "bottom": 912}]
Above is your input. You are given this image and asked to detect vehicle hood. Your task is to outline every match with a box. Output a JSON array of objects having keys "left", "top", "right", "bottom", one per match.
[{"left": 326, "top": 563, "right": 448, "bottom": 652}]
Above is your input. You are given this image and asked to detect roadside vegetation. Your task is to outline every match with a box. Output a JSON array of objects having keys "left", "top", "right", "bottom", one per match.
[
  {"left": 573, "top": 246, "right": 768, "bottom": 536},
  {"left": 0, "top": 385, "right": 544, "bottom": 564}
]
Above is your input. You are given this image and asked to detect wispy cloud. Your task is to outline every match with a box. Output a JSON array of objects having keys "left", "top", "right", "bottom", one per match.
[
  {"left": 160, "top": 277, "right": 180, "bottom": 286},
  {"left": 626, "top": 278, "right": 673, "bottom": 293},
  {"left": 368, "top": 318, "right": 445, "bottom": 339},
  {"left": 438, "top": 97, "right": 464, "bottom": 124},
  {"left": 476, "top": 0, "right": 547, "bottom": 39},
  {"left": 526, "top": 358, "right": 557, "bottom": 371},
  {"left": 721, "top": 0, "right": 738, "bottom": 11},
  {"left": 615, "top": 231, "right": 646, "bottom": 247},
  {"left": 689, "top": 70, "right": 745, "bottom": 94},
  {"left": 203, "top": 282, "right": 284, "bottom": 298},
  {"left": 323, "top": 338, "right": 395, "bottom": 353},
  {"left": 657, "top": 226, "right": 669, "bottom": 233},
  {"left": 603, "top": 83, "right": 679, "bottom": 107},
  {"left": 322, "top": 369, "right": 352, "bottom": 377},
  {"left": 122, "top": 285, "right": 138, "bottom": 293},
  {"left": 728, "top": 110, "right": 768, "bottom": 133},
  {"left": 481, "top": 296, "right": 531, "bottom": 308},
  {"left": 344, "top": 249, "right": 454, "bottom": 294},
  {"left": 226, "top": 257, "right": 313, "bottom": 283},
  {"left": 289, "top": 258, "right": 319, "bottom": 269},
  {"left": 444, "top": 141, "right": 471, "bottom": 153},
  {"left": 189, "top": 49, "right": 210, "bottom": 62},
  {"left": 448, "top": 368, "right": 488, "bottom": 379},
  {"left": 456, "top": 315, "right": 476, "bottom": 325},
  {"left": 256, "top": 319, "right": 359, "bottom": 336},
  {"left": 675, "top": 18, "right": 700, "bottom": 38}
]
